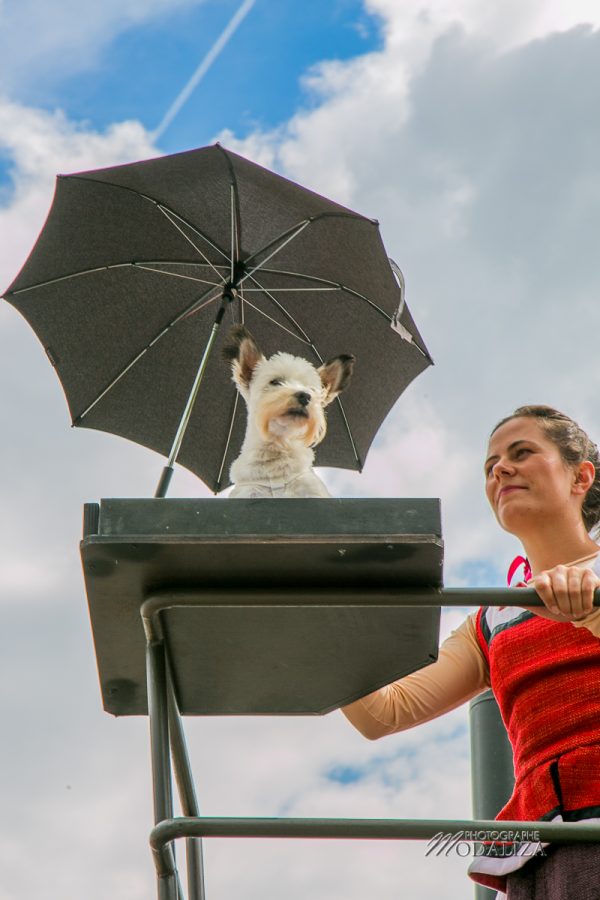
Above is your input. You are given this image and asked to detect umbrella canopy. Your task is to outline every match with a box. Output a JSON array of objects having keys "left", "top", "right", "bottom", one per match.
[{"left": 3, "top": 144, "right": 432, "bottom": 493}]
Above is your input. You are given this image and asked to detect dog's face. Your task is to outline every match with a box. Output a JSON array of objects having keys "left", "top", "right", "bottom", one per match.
[
  {"left": 249, "top": 352, "right": 328, "bottom": 446},
  {"left": 223, "top": 326, "right": 354, "bottom": 447}
]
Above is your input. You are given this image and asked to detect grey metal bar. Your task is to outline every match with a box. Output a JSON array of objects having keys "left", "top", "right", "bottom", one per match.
[
  {"left": 166, "top": 658, "right": 206, "bottom": 900},
  {"left": 185, "top": 827, "right": 204, "bottom": 895},
  {"left": 470, "top": 691, "right": 515, "bottom": 900},
  {"left": 146, "top": 639, "right": 179, "bottom": 900},
  {"left": 470, "top": 692, "right": 515, "bottom": 821},
  {"left": 141, "top": 588, "right": 600, "bottom": 640},
  {"left": 152, "top": 815, "right": 600, "bottom": 842},
  {"left": 149, "top": 816, "right": 600, "bottom": 877},
  {"left": 147, "top": 641, "right": 175, "bottom": 826}
]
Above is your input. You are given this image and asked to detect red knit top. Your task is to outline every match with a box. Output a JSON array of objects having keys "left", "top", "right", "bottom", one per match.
[{"left": 475, "top": 605, "right": 600, "bottom": 823}]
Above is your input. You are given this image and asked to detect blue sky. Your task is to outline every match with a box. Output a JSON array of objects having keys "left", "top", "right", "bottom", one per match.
[
  {"left": 3, "top": 2, "right": 600, "bottom": 898},
  {"left": 9, "top": 0, "right": 382, "bottom": 151}
]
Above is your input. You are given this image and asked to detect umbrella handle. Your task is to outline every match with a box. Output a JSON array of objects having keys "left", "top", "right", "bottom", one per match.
[{"left": 155, "top": 466, "right": 175, "bottom": 499}]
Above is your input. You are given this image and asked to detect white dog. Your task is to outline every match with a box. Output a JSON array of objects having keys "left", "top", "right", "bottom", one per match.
[{"left": 223, "top": 325, "right": 354, "bottom": 497}]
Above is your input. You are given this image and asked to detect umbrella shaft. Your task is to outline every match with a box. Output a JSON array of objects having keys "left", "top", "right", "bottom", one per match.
[
  {"left": 168, "top": 320, "right": 220, "bottom": 468},
  {"left": 156, "top": 292, "right": 233, "bottom": 498}
]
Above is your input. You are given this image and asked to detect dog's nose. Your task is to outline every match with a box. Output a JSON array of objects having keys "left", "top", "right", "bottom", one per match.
[{"left": 295, "top": 391, "right": 311, "bottom": 407}]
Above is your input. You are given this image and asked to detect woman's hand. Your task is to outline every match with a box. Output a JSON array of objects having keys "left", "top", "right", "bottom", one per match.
[{"left": 529, "top": 564, "right": 600, "bottom": 621}]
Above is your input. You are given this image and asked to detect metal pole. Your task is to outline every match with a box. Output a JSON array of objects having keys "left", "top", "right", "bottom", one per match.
[
  {"left": 149, "top": 815, "right": 600, "bottom": 874},
  {"left": 166, "top": 659, "right": 206, "bottom": 900},
  {"left": 151, "top": 815, "right": 600, "bottom": 842},
  {"left": 469, "top": 691, "right": 515, "bottom": 900},
  {"left": 146, "top": 639, "right": 179, "bottom": 900},
  {"left": 155, "top": 288, "right": 235, "bottom": 498},
  {"left": 141, "top": 587, "right": 600, "bottom": 624}
]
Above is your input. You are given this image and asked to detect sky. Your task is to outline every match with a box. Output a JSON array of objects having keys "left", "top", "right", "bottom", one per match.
[{"left": 1, "top": 0, "right": 600, "bottom": 897}]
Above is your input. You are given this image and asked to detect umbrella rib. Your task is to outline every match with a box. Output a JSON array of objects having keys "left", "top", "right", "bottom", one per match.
[
  {"left": 243, "top": 264, "right": 401, "bottom": 328},
  {"left": 241, "top": 271, "right": 312, "bottom": 345},
  {"left": 5, "top": 261, "right": 226, "bottom": 297},
  {"left": 275, "top": 326, "right": 361, "bottom": 470},
  {"left": 133, "top": 264, "right": 223, "bottom": 289},
  {"left": 334, "top": 285, "right": 428, "bottom": 357},
  {"left": 236, "top": 296, "right": 312, "bottom": 345},
  {"left": 241, "top": 210, "right": 373, "bottom": 271},
  {"left": 230, "top": 185, "right": 235, "bottom": 282},
  {"left": 6, "top": 262, "right": 135, "bottom": 295},
  {"left": 253, "top": 267, "right": 352, "bottom": 288},
  {"left": 215, "top": 389, "right": 241, "bottom": 491},
  {"left": 245, "top": 270, "right": 363, "bottom": 468},
  {"left": 240, "top": 213, "right": 400, "bottom": 335},
  {"left": 215, "top": 143, "right": 242, "bottom": 281},
  {"left": 241, "top": 286, "right": 339, "bottom": 293},
  {"left": 247, "top": 265, "right": 393, "bottom": 325},
  {"left": 62, "top": 174, "right": 233, "bottom": 271},
  {"left": 152, "top": 208, "right": 399, "bottom": 335},
  {"left": 139, "top": 261, "right": 230, "bottom": 270},
  {"left": 74, "top": 284, "right": 221, "bottom": 422},
  {"left": 238, "top": 284, "right": 246, "bottom": 325},
  {"left": 157, "top": 205, "right": 229, "bottom": 283},
  {"left": 331, "top": 395, "right": 362, "bottom": 469},
  {"left": 239, "top": 220, "right": 311, "bottom": 283}
]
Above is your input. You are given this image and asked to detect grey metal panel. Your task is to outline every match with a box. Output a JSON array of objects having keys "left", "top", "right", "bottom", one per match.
[
  {"left": 81, "top": 499, "right": 442, "bottom": 717},
  {"left": 96, "top": 497, "right": 442, "bottom": 537}
]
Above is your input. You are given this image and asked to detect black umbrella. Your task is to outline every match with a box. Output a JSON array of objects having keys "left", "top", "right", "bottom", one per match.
[{"left": 3, "top": 144, "right": 432, "bottom": 495}]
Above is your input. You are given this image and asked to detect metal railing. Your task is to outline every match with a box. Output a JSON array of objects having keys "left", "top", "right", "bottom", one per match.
[{"left": 142, "top": 587, "right": 600, "bottom": 900}]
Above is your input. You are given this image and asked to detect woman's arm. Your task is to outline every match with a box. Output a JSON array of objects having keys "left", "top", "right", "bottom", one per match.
[{"left": 341, "top": 614, "right": 490, "bottom": 740}]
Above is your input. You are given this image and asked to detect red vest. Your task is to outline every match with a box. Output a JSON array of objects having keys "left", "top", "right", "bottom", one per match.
[{"left": 475, "top": 606, "right": 600, "bottom": 823}]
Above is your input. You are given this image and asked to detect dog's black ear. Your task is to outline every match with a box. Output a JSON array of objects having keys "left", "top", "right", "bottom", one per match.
[
  {"left": 318, "top": 354, "right": 355, "bottom": 406},
  {"left": 223, "top": 325, "right": 264, "bottom": 390}
]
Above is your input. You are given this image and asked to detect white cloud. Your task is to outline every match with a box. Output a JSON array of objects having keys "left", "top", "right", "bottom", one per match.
[
  {"left": 0, "top": 99, "right": 157, "bottom": 281},
  {"left": 4, "top": 3, "right": 600, "bottom": 898},
  {"left": 367, "top": 0, "right": 600, "bottom": 54}
]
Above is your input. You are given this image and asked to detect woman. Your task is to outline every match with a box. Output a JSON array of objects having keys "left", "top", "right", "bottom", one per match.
[{"left": 342, "top": 406, "right": 600, "bottom": 899}]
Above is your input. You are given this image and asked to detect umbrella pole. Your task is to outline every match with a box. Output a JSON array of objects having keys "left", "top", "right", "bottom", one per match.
[{"left": 155, "top": 289, "right": 235, "bottom": 498}]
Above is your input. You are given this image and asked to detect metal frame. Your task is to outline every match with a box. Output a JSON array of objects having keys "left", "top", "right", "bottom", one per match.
[{"left": 141, "top": 587, "right": 600, "bottom": 900}]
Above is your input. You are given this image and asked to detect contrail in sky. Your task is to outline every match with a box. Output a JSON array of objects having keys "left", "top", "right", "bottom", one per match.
[{"left": 152, "top": 0, "right": 256, "bottom": 141}]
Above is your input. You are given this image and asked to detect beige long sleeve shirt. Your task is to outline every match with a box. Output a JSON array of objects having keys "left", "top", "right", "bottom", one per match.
[{"left": 342, "top": 609, "right": 600, "bottom": 740}]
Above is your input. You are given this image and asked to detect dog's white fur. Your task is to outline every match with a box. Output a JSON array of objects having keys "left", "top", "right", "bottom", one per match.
[{"left": 224, "top": 326, "right": 354, "bottom": 497}]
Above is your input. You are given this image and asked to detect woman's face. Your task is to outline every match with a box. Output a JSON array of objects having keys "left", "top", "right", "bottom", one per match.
[{"left": 484, "top": 417, "right": 583, "bottom": 535}]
